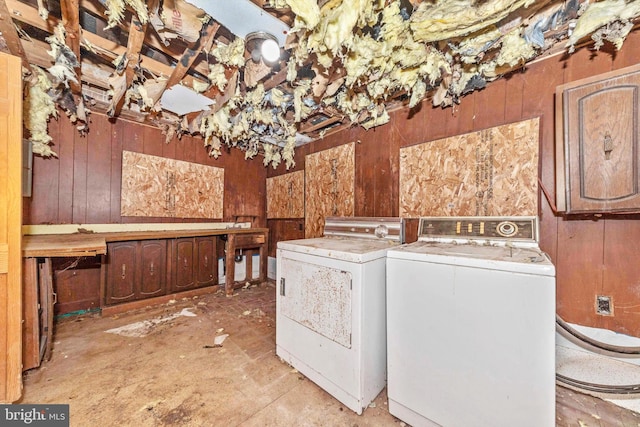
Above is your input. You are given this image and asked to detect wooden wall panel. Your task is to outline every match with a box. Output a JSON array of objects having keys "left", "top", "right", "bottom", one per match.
[
  {"left": 267, "top": 219, "right": 304, "bottom": 257},
  {"left": 472, "top": 77, "right": 506, "bottom": 130},
  {"left": 143, "top": 126, "right": 164, "bottom": 157},
  {"left": 305, "top": 143, "right": 355, "bottom": 238},
  {"left": 29, "top": 119, "right": 60, "bottom": 224},
  {"left": 355, "top": 128, "right": 399, "bottom": 218},
  {"left": 120, "top": 151, "right": 224, "bottom": 219},
  {"left": 519, "top": 57, "right": 565, "bottom": 265},
  {"left": 399, "top": 118, "right": 539, "bottom": 218},
  {"left": 602, "top": 220, "right": 640, "bottom": 335},
  {"left": 71, "top": 129, "right": 88, "bottom": 223},
  {"left": 26, "top": 113, "right": 267, "bottom": 227},
  {"left": 555, "top": 220, "right": 604, "bottom": 325},
  {"left": 503, "top": 71, "right": 525, "bottom": 123},
  {"left": 86, "top": 115, "right": 112, "bottom": 224},
  {"left": 221, "top": 140, "right": 267, "bottom": 227},
  {"left": 110, "top": 120, "right": 125, "bottom": 223},
  {"left": 266, "top": 171, "right": 304, "bottom": 219},
  {"left": 57, "top": 117, "right": 75, "bottom": 224}
]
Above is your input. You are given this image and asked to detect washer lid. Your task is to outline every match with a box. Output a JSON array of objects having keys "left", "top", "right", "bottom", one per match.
[{"left": 387, "top": 241, "right": 556, "bottom": 276}]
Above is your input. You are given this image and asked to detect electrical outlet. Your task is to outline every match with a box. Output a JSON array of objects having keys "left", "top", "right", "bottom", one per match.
[{"left": 596, "top": 295, "right": 613, "bottom": 316}]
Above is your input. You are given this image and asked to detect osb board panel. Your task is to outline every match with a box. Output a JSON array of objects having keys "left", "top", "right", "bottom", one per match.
[
  {"left": 266, "top": 171, "right": 304, "bottom": 219},
  {"left": 121, "top": 151, "right": 224, "bottom": 219},
  {"left": 400, "top": 117, "right": 539, "bottom": 218},
  {"left": 305, "top": 143, "right": 355, "bottom": 238}
]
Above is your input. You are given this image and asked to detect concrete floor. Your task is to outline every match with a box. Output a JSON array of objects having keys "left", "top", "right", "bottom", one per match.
[{"left": 19, "top": 281, "right": 640, "bottom": 426}]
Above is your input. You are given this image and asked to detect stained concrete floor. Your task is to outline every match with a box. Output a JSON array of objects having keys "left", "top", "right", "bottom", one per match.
[{"left": 19, "top": 280, "right": 640, "bottom": 427}]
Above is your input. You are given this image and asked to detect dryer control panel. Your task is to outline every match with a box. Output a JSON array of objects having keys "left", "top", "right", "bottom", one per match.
[{"left": 417, "top": 216, "right": 538, "bottom": 244}]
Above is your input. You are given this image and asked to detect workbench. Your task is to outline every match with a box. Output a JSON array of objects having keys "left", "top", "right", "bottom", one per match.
[{"left": 22, "top": 226, "right": 269, "bottom": 371}]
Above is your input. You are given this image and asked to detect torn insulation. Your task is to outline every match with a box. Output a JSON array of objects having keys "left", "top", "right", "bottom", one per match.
[
  {"left": 24, "top": 68, "right": 58, "bottom": 157},
  {"left": 211, "top": 38, "right": 246, "bottom": 68}
]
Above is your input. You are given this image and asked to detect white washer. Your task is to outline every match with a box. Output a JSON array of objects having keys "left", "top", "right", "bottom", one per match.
[
  {"left": 276, "top": 217, "right": 404, "bottom": 414},
  {"left": 386, "top": 216, "right": 556, "bottom": 427}
]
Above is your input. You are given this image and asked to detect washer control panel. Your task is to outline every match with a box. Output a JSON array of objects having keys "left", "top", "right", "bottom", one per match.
[{"left": 418, "top": 216, "right": 538, "bottom": 243}]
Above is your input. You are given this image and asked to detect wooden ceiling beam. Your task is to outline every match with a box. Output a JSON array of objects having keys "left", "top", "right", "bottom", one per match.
[
  {"left": 299, "top": 115, "right": 342, "bottom": 134},
  {"left": 78, "top": 0, "right": 211, "bottom": 80},
  {"left": 0, "top": 0, "right": 32, "bottom": 71},
  {"left": 262, "top": 65, "right": 287, "bottom": 91},
  {"left": 6, "top": 0, "right": 206, "bottom": 88},
  {"left": 185, "top": 66, "right": 238, "bottom": 125},
  {"left": 208, "top": 67, "right": 238, "bottom": 114},
  {"left": 124, "top": 18, "right": 147, "bottom": 84},
  {"left": 110, "top": 11, "right": 150, "bottom": 116},
  {"left": 59, "top": 0, "right": 83, "bottom": 100},
  {"left": 150, "top": 18, "right": 220, "bottom": 107}
]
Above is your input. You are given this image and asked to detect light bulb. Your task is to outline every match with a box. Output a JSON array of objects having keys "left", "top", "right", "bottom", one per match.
[{"left": 260, "top": 38, "right": 280, "bottom": 63}]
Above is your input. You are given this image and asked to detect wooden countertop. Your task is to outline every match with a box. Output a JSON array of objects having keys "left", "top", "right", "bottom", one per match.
[{"left": 23, "top": 228, "right": 269, "bottom": 258}]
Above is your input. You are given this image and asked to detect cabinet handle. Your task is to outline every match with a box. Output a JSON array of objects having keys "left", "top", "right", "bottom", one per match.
[
  {"left": 121, "top": 264, "right": 126, "bottom": 279},
  {"left": 604, "top": 132, "right": 613, "bottom": 160},
  {"left": 204, "top": 255, "right": 208, "bottom": 268},
  {"left": 183, "top": 257, "right": 188, "bottom": 269},
  {"left": 150, "top": 262, "right": 154, "bottom": 275}
]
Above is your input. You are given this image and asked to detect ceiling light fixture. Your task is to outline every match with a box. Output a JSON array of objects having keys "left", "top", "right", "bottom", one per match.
[{"left": 246, "top": 31, "right": 281, "bottom": 64}]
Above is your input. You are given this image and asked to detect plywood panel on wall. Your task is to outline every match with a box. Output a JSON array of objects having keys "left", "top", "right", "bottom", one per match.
[
  {"left": 121, "top": 151, "right": 224, "bottom": 219},
  {"left": 267, "top": 171, "right": 304, "bottom": 219},
  {"left": 399, "top": 117, "right": 539, "bottom": 218},
  {"left": 305, "top": 143, "right": 355, "bottom": 238}
]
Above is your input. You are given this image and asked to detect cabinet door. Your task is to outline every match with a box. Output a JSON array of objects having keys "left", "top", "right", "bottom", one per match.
[
  {"left": 557, "top": 64, "right": 640, "bottom": 213},
  {"left": 106, "top": 242, "right": 138, "bottom": 305},
  {"left": 139, "top": 240, "right": 167, "bottom": 298},
  {"left": 172, "top": 238, "right": 196, "bottom": 291},
  {"left": 196, "top": 237, "right": 217, "bottom": 287}
]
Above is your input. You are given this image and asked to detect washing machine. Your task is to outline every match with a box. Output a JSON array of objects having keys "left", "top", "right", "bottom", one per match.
[
  {"left": 386, "top": 216, "right": 556, "bottom": 427},
  {"left": 276, "top": 217, "right": 405, "bottom": 414}
]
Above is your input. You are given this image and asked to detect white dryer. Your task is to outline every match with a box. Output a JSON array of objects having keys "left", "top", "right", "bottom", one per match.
[
  {"left": 386, "top": 216, "right": 556, "bottom": 427},
  {"left": 276, "top": 217, "right": 404, "bottom": 414}
]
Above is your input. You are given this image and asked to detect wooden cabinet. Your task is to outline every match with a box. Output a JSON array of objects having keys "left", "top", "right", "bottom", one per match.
[
  {"left": 97, "top": 230, "right": 265, "bottom": 306},
  {"left": 172, "top": 238, "right": 195, "bottom": 291},
  {"left": 556, "top": 63, "right": 640, "bottom": 213},
  {"left": 170, "top": 237, "right": 217, "bottom": 292},
  {"left": 54, "top": 267, "right": 101, "bottom": 315},
  {"left": 105, "top": 240, "right": 167, "bottom": 305},
  {"left": 195, "top": 237, "right": 217, "bottom": 287},
  {"left": 139, "top": 240, "right": 167, "bottom": 298}
]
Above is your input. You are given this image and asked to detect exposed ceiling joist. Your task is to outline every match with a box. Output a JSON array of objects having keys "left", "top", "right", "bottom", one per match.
[
  {"left": 109, "top": 14, "right": 149, "bottom": 116},
  {"left": 6, "top": 0, "right": 207, "bottom": 88},
  {"left": 59, "top": 0, "right": 82, "bottom": 98},
  {"left": 150, "top": 18, "right": 221, "bottom": 107},
  {"left": 0, "top": 0, "right": 32, "bottom": 70}
]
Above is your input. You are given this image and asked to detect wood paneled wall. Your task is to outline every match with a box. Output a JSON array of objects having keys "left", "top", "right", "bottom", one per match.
[
  {"left": 24, "top": 114, "right": 267, "bottom": 227},
  {"left": 268, "top": 30, "right": 640, "bottom": 337}
]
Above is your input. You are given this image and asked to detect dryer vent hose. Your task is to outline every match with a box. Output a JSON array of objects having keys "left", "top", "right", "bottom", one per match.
[
  {"left": 555, "top": 315, "right": 640, "bottom": 394},
  {"left": 556, "top": 315, "right": 640, "bottom": 355}
]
